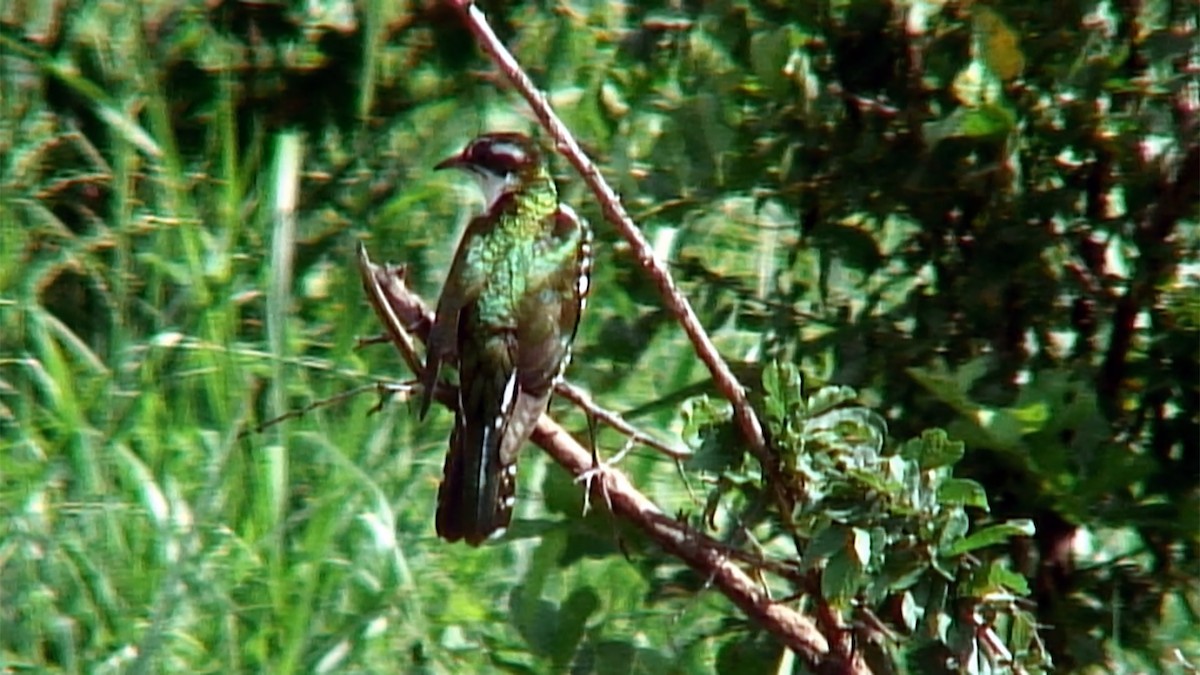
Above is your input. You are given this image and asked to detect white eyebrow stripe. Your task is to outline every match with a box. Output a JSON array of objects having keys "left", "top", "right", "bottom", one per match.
[{"left": 490, "top": 142, "right": 524, "bottom": 162}]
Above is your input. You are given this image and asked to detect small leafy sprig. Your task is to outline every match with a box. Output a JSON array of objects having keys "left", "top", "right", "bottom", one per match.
[{"left": 683, "top": 361, "right": 1049, "bottom": 673}]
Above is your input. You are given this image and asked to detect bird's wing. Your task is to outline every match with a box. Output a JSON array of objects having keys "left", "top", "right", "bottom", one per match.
[
  {"left": 420, "top": 215, "right": 491, "bottom": 418},
  {"left": 514, "top": 204, "right": 592, "bottom": 394}
]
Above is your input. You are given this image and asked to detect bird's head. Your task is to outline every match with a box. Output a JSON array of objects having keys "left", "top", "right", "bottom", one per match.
[{"left": 436, "top": 133, "right": 546, "bottom": 211}]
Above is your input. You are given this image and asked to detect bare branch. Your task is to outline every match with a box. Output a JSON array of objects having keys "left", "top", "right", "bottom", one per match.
[{"left": 356, "top": 247, "right": 427, "bottom": 377}]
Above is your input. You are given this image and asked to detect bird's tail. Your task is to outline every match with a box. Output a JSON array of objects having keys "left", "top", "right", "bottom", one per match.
[{"left": 436, "top": 360, "right": 548, "bottom": 545}]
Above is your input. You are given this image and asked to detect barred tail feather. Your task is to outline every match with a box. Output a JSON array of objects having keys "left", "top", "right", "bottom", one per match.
[
  {"left": 437, "top": 349, "right": 555, "bottom": 545},
  {"left": 436, "top": 367, "right": 515, "bottom": 544}
]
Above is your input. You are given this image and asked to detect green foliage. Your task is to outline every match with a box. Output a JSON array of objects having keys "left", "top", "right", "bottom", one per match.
[
  {"left": 687, "top": 369, "right": 1048, "bottom": 670},
  {"left": 2, "top": 0, "right": 1196, "bottom": 672}
]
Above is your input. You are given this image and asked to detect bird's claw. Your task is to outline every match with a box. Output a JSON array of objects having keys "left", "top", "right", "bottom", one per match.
[{"left": 574, "top": 438, "right": 636, "bottom": 516}]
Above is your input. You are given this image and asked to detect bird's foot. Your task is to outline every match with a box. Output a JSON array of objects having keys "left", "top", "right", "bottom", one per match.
[{"left": 574, "top": 437, "right": 636, "bottom": 516}]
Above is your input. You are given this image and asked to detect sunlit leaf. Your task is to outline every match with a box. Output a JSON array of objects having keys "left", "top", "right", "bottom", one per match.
[
  {"left": 959, "top": 104, "right": 1017, "bottom": 137},
  {"left": 937, "top": 478, "right": 990, "bottom": 510},
  {"left": 938, "top": 508, "right": 970, "bottom": 551},
  {"left": 805, "top": 384, "right": 858, "bottom": 417},
  {"left": 901, "top": 590, "right": 921, "bottom": 632},
  {"left": 851, "top": 527, "right": 872, "bottom": 568},
  {"left": 986, "top": 560, "right": 1030, "bottom": 596},
  {"left": 944, "top": 520, "right": 1036, "bottom": 556}
]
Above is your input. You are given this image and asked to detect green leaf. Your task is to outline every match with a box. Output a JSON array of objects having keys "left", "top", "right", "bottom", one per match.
[
  {"left": 937, "top": 478, "right": 990, "bottom": 511},
  {"left": 682, "top": 395, "right": 742, "bottom": 474},
  {"left": 762, "top": 360, "right": 803, "bottom": 426},
  {"left": 542, "top": 462, "right": 585, "bottom": 517},
  {"left": 749, "top": 26, "right": 796, "bottom": 97},
  {"left": 938, "top": 508, "right": 970, "bottom": 551},
  {"left": 804, "top": 524, "right": 847, "bottom": 569},
  {"left": 944, "top": 520, "right": 1036, "bottom": 556},
  {"left": 1011, "top": 399, "right": 1051, "bottom": 432},
  {"left": 846, "top": 466, "right": 894, "bottom": 494},
  {"left": 803, "top": 407, "right": 888, "bottom": 464},
  {"left": 901, "top": 429, "right": 965, "bottom": 470},
  {"left": 716, "top": 632, "right": 779, "bottom": 675},
  {"left": 1009, "top": 607, "right": 1039, "bottom": 653},
  {"left": 958, "top": 104, "right": 1016, "bottom": 138},
  {"left": 960, "top": 558, "right": 1032, "bottom": 599},
  {"left": 511, "top": 532, "right": 570, "bottom": 657},
  {"left": 907, "top": 359, "right": 991, "bottom": 416},
  {"left": 592, "top": 640, "right": 675, "bottom": 675},
  {"left": 876, "top": 544, "right": 931, "bottom": 594},
  {"left": 680, "top": 395, "right": 734, "bottom": 458},
  {"left": 805, "top": 384, "right": 859, "bottom": 418},
  {"left": 851, "top": 527, "right": 873, "bottom": 568},
  {"left": 682, "top": 395, "right": 733, "bottom": 435},
  {"left": 986, "top": 560, "right": 1030, "bottom": 596},
  {"left": 822, "top": 548, "right": 861, "bottom": 605},
  {"left": 549, "top": 587, "right": 600, "bottom": 668},
  {"left": 511, "top": 596, "right": 560, "bottom": 658}
]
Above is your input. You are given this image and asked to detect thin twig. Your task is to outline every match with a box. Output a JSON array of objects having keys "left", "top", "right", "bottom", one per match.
[
  {"left": 443, "top": 0, "right": 773, "bottom": 478},
  {"left": 555, "top": 381, "right": 689, "bottom": 459},
  {"left": 242, "top": 381, "right": 415, "bottom": 437}
]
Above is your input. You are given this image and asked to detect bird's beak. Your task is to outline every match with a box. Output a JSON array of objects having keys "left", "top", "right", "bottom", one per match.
[{"left": 434, "top": 152, "right": 466, "bottom": 171}]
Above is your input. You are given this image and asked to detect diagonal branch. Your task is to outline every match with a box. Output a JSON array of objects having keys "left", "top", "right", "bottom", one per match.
[
  {"left": 355, "top": 244, "right": 862, "bottom": 672},
  {"left": 442, "top": 0, "right": 774, "bottom": 481}
]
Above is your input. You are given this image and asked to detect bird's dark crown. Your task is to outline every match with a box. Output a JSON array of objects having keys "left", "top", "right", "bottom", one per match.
[{"left": 439, "top": 132, "right": 542, "bottom": 178}]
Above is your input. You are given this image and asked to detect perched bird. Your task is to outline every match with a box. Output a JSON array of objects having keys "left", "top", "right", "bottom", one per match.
[{"left": 421, "top": 133, "right": 591, "bottom": 545}]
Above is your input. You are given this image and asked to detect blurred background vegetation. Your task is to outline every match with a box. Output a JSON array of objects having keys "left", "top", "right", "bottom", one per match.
[{"left": 1, "top": 0, "right": 1196, "bottom": 672}]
